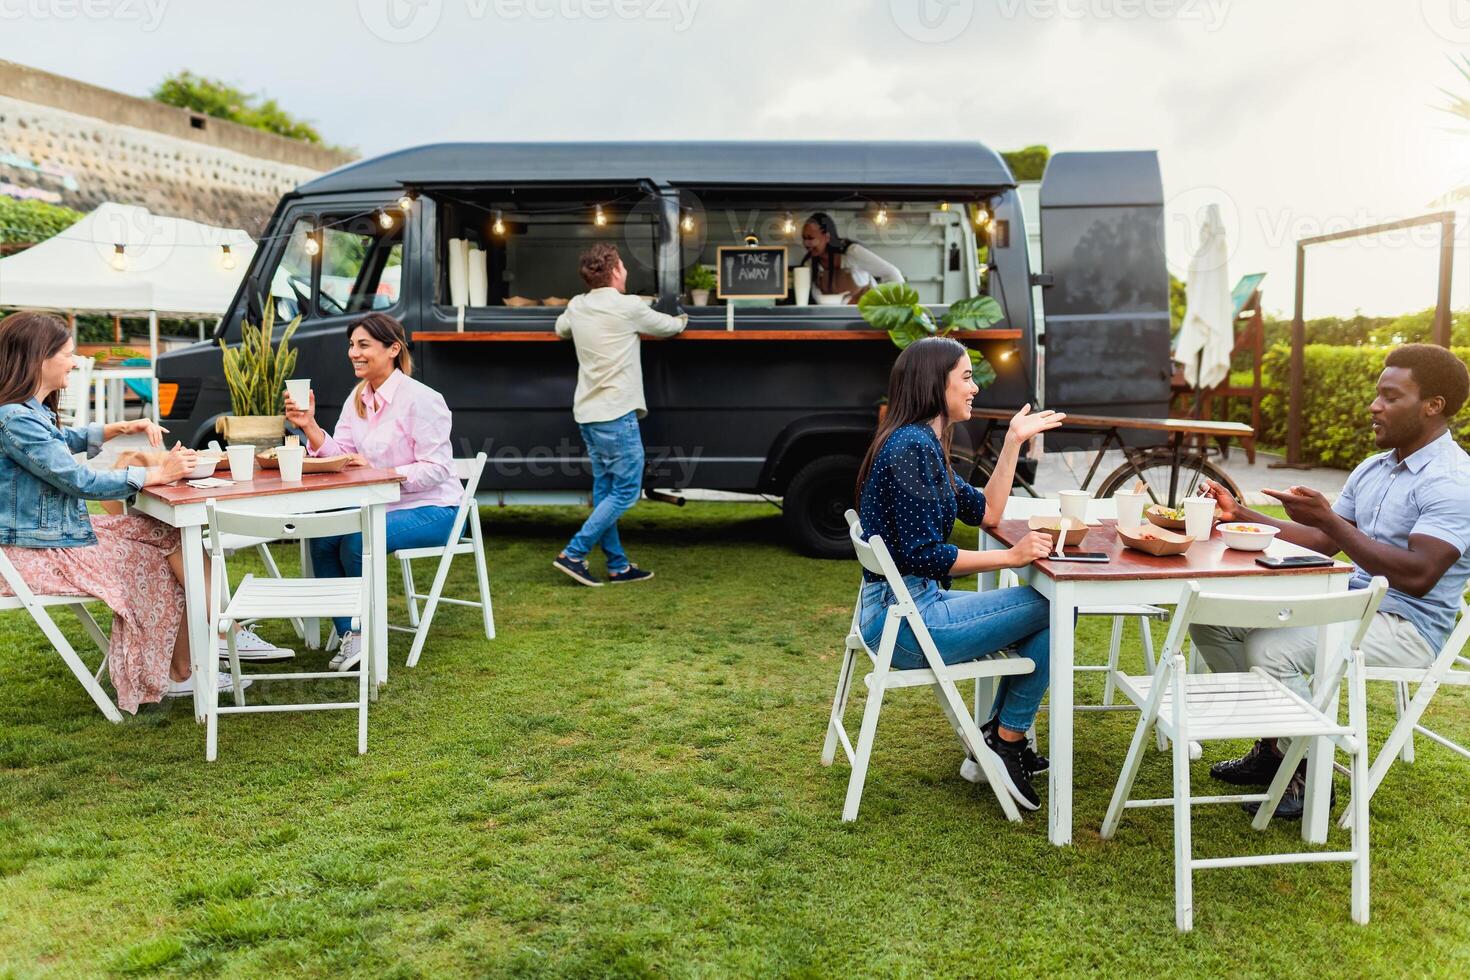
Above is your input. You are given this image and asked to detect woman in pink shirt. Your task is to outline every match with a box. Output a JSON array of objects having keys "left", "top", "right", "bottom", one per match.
[{"left": 283, "top": 313, "right": 461, "bottom": 671}]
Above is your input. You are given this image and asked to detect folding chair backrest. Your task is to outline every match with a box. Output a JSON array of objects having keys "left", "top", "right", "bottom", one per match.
[
  {"left": 57, "top": 356, "right": 93, "bottom": 427},
  {"left": 205, "top": 501, "right": 368, "bottom": 559},
  {"left": 1169, "top": 577, "right": 1389, "bottom": 657},
  {"left": 449, "top": 453, "right": 488, "bottom": 537},
  {"left": 844, "top": 509, "right": 919, "bottom": 608}
]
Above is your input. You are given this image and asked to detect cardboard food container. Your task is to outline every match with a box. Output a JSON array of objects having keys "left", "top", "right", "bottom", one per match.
[
  {"left": 1118, "top": 523, "right": 1195, "bottom": 556},
  {"left": 1144, "top": 503, "right": 1223, "bottom": 531},
  {"left": 256, "top": 449, "right": 354, "bottom": 474},
  {"left": 1029, "top": 514, "right": 1087, "bottom": 547}
]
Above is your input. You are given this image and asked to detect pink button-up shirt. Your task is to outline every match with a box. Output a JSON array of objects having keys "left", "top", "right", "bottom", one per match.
[{"left": 311, "top": 369, "right": 461, "bottom": 512}]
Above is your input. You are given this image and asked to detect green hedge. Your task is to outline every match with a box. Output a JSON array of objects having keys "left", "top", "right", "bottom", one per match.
[
  {"left": 1254, "top": 344, "right": 1470, "bottom": 468},
  {"left": 0, "top": 197, "right": 84, "bottom": 248}
]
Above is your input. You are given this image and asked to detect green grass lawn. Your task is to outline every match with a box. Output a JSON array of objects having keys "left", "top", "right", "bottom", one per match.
[{"left": 1, "top": 503, "right": 1467, "bottom": 977}]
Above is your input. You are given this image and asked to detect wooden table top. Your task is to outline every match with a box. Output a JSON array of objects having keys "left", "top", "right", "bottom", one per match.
[
  {"left": 140, "top": 467, "right": 404, "bottom": 507},
  {"left": 970, "top": 409, "right": 1253, "bottom": 437},
  {"left": 988, "top": 519, "right": 1353, "bottom": 582}
]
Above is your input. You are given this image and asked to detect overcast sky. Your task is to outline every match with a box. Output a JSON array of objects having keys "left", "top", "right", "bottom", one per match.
[{"left": 6, "top": 0, "right": 1470, "bottom": 317}]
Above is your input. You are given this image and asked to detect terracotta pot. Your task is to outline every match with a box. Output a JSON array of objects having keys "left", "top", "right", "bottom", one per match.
[
  {"left": 877, "top": 403, "right": 888, "bottom": 425},
  {"left": 216, "top": 414, "right": 286, "bottom": 450}
]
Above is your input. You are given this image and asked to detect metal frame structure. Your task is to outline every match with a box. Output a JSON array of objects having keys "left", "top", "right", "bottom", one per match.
[{"left": 1284, "top": 212, "right": 1455, "bottom": 468}]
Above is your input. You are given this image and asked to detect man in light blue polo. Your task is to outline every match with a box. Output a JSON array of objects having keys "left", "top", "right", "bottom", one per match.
[{"left": 1192, "top": 343, "right": 1470, "bottom": 817}]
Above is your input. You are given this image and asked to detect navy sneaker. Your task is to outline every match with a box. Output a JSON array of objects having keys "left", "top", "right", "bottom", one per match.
[
  {"left": 553, "top": 554, "right": 602, "bottom": 587},
  {"left": 607, "top": 564, "right": 655, "bottom": 584}
]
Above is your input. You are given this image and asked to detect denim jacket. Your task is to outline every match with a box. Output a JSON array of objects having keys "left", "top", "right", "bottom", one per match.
[{"left": 0, "top": 398, "right": 146, "bottom": 548}]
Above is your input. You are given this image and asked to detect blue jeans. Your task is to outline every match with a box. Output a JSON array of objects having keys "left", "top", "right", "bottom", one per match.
[
  {"left": 859, "top": 575, "right": 1051, "bottom": 732},
  {"left": 309, "top": 504, "right": 458, "bottom": 636},
  {"left": 564, "top": 411, "right": 643, "bottom": 572}
]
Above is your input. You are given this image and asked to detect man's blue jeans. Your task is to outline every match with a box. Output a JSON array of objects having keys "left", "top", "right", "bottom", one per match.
[
  {"left": 310, "top": 504, "right": 458, "bottom": 636},
  {"left": 564, "top": 411, "right": 643, "bottom": 572},
  {"left": 859, "top": 575, "right": 1051, "bottom": 732}
]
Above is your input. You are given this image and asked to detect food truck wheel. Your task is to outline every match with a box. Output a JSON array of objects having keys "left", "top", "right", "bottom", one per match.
[{"left": 784, "top": 455, "right": 862, "bottom": 559}]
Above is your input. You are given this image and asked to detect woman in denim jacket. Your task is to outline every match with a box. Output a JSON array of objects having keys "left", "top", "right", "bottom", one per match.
[
  {"left": 856, "top": 336, "right": 1064, "bottom": 811},
  {"left": 0, "top": 311, "right": 215, "bottom": 711}
]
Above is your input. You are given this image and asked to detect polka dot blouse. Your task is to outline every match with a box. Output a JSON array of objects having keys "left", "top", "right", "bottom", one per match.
[{"left": 858, "top": 423, "right": 986, "bottom": 589}]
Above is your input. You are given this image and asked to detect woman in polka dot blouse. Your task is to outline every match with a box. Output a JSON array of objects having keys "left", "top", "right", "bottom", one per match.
[{"left": 855, "top": 336, "right": 1065, "bottom": 811}]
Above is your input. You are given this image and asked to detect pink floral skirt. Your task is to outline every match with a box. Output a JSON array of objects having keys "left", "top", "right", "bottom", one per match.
[{"left": 1, "top": 514, "right": 184, "bottom": 713}]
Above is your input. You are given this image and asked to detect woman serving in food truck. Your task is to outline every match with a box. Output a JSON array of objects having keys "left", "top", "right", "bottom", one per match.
[{"left": 797, "top": 212, "right": 905, "bottom": 304}]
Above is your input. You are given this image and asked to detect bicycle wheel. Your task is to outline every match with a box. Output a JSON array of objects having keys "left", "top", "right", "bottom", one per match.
[{"left": 1095, "top": 448, "right": 1241, "bottom": 507}]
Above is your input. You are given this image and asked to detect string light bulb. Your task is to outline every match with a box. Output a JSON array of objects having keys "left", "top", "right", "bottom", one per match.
[
  {"left": 680, "top": 210, "right": 694, "bottom": 233},
  {"left": 110, "top": 244, "right": 127, "bottom": 271},
  {"left": 220, "top": 244, "right": 236, "bottom": 270},
  {"left": 782, "top": 212, "right": 795, "bottom": 235},
  {"left": 492, "top": 210, "right": 505, "bottom": 236},
  {"left": 938, "top": 201, "right": 950, "bottom": 212},
  {"left": 594, "top": 204, "right": 607, "bottom": 227},
  {"left": 378, "top": 210, "right": 394, "bottom": 230},
  {"left": 398, "top": 193, "right": 414, "bottom": 212},
  {"left": 304, "top": 232, "right": 321, "bottom": 257},
  {"left": 975, "top": 206, "right": 990, "bottom": 225},
  {"left": 875, "top": 206, "right": 888, "bottom": 226}
]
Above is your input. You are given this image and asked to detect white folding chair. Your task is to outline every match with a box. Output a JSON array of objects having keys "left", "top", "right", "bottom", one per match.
[
  {"left": 1101, "top": 577, "right": 1387, "bottom": 932},
  {"left": 390, "top": 453, "right": 494, "bottom": 667},
  {"left": 205, "top": 501, "right": 376, "bottom": 762},
  {"left": 821, "top": 510, "right": 1037, "bottom": 823},
  {"left": 56, "top": 356, "right": 93, "bottom": 429},
  {"left": 206, "top": 531, "right": 316, "bottom": 648},
  {"left": 989, "top": 496, "right": 1166, "bottom": 715},
  {"left": 1337, "top": 593, "right": 1470, "bottom": 829},
  {"left": 0, "top": 548, "right": 120, "bottom": 722}
]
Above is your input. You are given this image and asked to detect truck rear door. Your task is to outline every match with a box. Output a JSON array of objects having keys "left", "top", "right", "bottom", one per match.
[{"left": 1037, "top": 151, "right": 1172, "bottom": 438}]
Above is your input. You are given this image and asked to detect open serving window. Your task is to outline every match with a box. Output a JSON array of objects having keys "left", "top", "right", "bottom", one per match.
[{"left": 428, "top": 185, "right": 661, "bottom": 324}]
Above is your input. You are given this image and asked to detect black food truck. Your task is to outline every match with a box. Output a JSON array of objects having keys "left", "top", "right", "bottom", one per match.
[{"left": 155, "top": 142, "right": 1174, "bottom": 557}]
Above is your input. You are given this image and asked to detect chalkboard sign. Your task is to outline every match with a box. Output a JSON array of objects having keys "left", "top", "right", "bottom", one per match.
[{"left": 716, "top": 246, "right": 788, "bottom": 300}]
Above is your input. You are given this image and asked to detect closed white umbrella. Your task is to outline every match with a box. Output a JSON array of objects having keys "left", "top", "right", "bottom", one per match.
[{"left": 1174, "top": 203, "right": 1233, "bottom": 393}]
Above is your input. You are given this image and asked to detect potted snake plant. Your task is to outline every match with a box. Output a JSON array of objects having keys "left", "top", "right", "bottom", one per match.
[{"left": 215, "top": 295, "right": 299, "bottom": 449}]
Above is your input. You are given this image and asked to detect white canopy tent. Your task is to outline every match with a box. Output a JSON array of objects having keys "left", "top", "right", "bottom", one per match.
[{"left": 0, "top": 202, "right": 256, "bottom": 419}]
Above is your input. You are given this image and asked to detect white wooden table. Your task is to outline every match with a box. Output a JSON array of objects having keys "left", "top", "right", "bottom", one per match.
[
  {"left": 980, "top": 519, "right": 1354, "bottom": 847},
  {"left": 132, "top": 468, "right": 403, "bottom": 721}
]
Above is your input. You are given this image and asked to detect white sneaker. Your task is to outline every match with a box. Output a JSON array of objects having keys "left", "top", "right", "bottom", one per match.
[
  {"left": 959, "top": 757, "right": 987, "bottom": 785},
  {"left": 329, "top": 632, "right": 363, "bottom": 672},
  {"left": 219, "top": 626, "right": 294, "bottom": 662},
  {"left": 163, "top": 673, "right": 254, "bottom": 698}
]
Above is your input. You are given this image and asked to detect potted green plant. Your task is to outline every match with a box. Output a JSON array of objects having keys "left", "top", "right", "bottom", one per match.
[
  {"left": 684, "top": 264, "right": 717, "bottom": 305},
  {"left": 859, "top": 283, "right": 1005, "bottom": 422},
  {"left": 215, "top": 296, "right": 300, "bottom": 448}
]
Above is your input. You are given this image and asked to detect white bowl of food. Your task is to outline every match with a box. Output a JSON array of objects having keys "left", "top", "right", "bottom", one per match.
[
  {"left": 1218, "top": 522, "right": 1279, "bottom": 551},
  {"left": 184, "top": 455, "right": 221, "bottom": 480}
]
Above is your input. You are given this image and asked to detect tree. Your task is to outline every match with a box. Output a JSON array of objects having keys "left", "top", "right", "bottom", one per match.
[
  {"left": 151, "top": 71, "right": 325, "bottom": 144},
  {"left": 1002, "top": 145, "right": 1050, "bottom": 182}
]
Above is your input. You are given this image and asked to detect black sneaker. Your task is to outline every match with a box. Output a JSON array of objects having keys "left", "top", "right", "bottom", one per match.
[
  {"left": 607, "top": 564, "right": 655, "bottom": 584},
  {"left": 981, "top": 716, "right": 1048, "bottom": 773},
  {"left": 1241, "top": 764, "right": 1336, "bottom": 821},
  {"left": 1210, "top": 739, "right": 1282, "bottom": 787},
  {"left": 553, "top": 554, "right": 602, "bottom": 587},
  {"left": 984, "top": 729, "right": 1041, "bottom": 812}
]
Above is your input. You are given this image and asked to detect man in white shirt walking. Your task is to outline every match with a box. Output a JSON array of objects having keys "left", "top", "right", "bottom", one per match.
[{"left": 553, "top": 243, "right": 687, "bottom": 586}]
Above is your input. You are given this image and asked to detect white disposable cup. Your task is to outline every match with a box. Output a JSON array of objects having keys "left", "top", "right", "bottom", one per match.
[
  {"left": 1057, "top": 490, "right": 1091, "bottom": 524},
  {"left": 226, "top": 444, "right": 255, "bottom": 482},
  {"left": 286, "top": 378, "right": 311, "bottom": 408},
  {"left": 276, "top": 444, "right": 305, "bottom": 482},
  {"left": 1183, "top": 496, "right": 1216, "bottom": 540},
  {"left": 791, "top": 266, "right": 811, "bottom": 306},
  {"left": 1113, "top": 491, "right": 1147, "bottom": 529}
]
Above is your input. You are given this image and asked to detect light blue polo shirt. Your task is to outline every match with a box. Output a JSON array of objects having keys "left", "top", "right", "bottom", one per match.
[{"left": 1332, "top": 430, "right": 1470, "bottom": 650}]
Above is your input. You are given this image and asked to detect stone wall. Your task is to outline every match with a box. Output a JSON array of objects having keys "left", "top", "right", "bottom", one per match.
[{"left": 0, "top": 60, "right": 356, "bottom": 236}]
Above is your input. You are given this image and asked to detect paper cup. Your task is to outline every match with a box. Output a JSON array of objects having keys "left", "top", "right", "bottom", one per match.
[
  {"left": 1113, "top": 491, "right": 1147, "bottom": 529},
  {"left": 276, "top": 444, "right": 305, "bottom": 482},
  {"left": 226, "top": 444, "right": 255, "bottom": 482},
  {"left": 791, "top": 266, "right": 811, "bottom": 307},
  {"left": 1057, "top": 490, "right": 1091, "bottom": 524},
  {"left": 286, "top": 378, "right": 311, "bottom": 408},
  {"left": 1183, "top": 497, "right": 1216, "bottom": 540}
]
